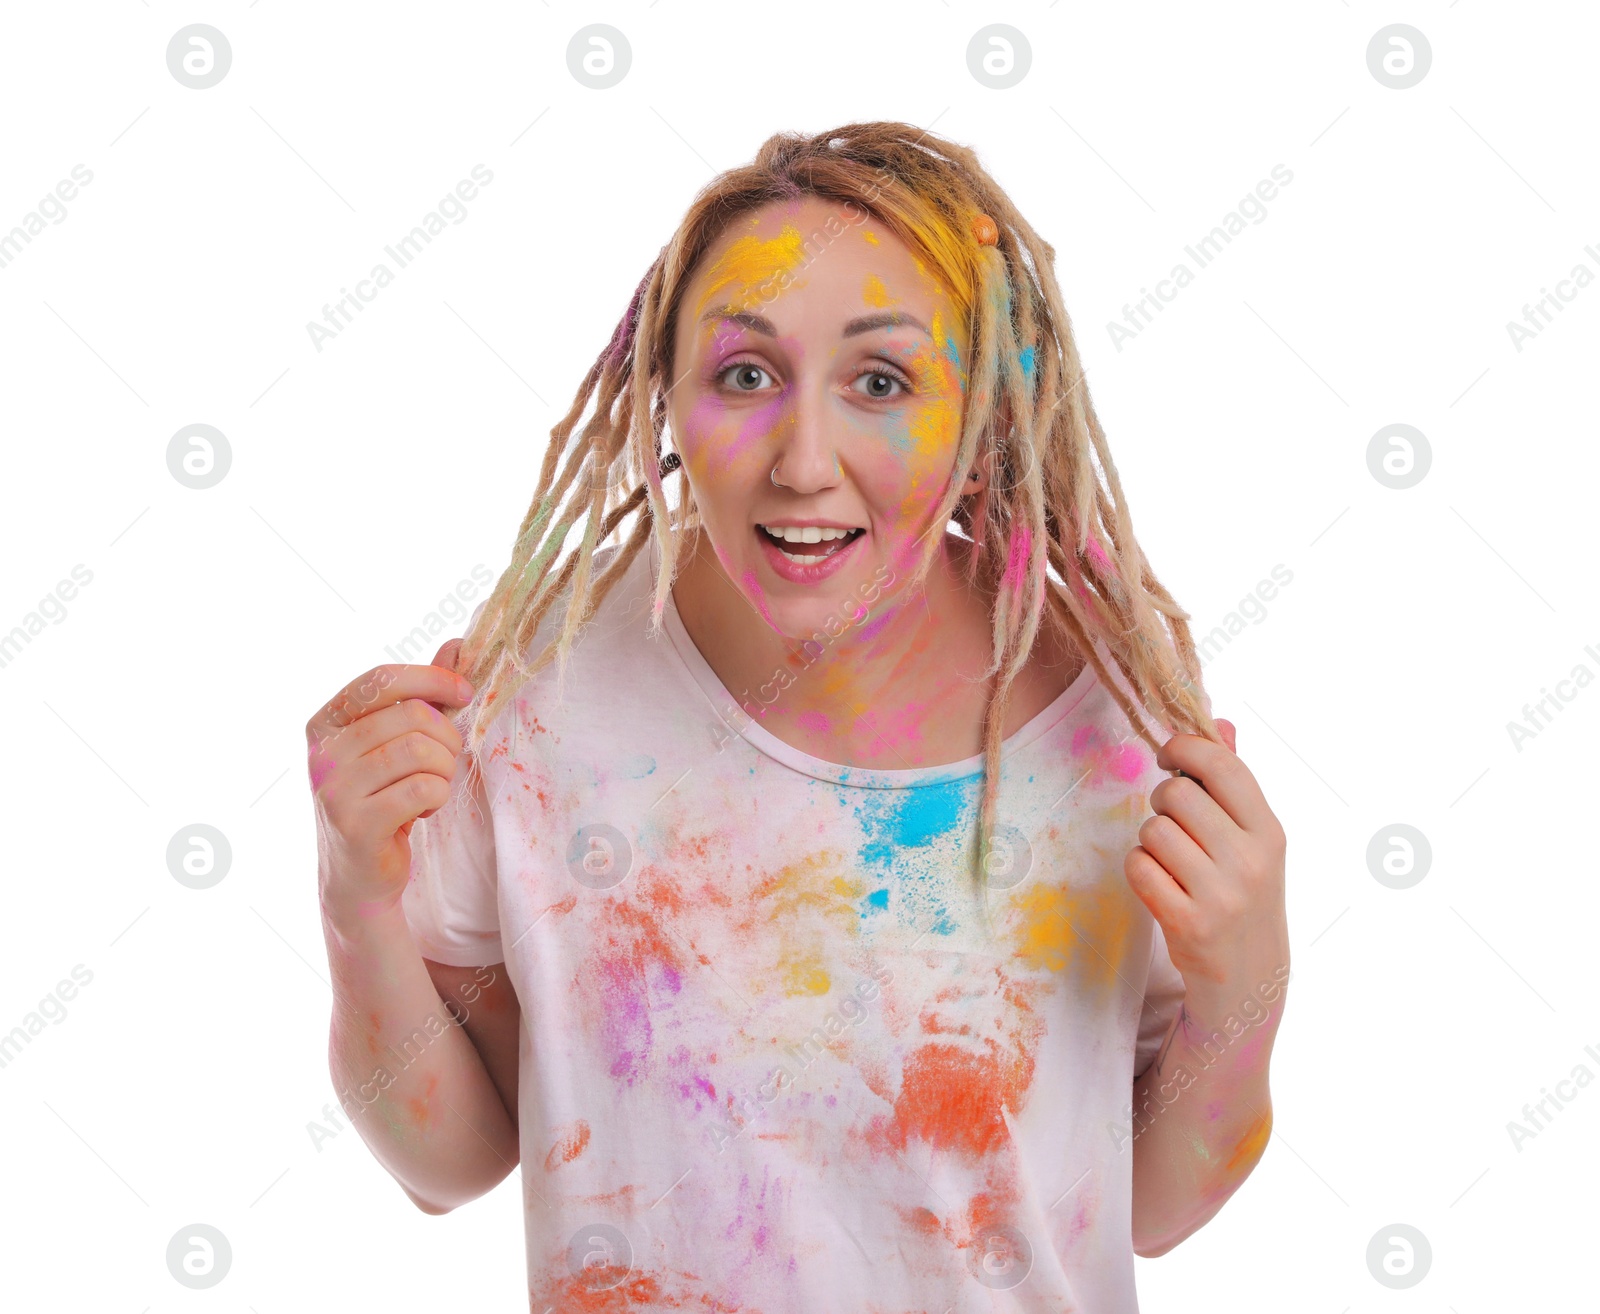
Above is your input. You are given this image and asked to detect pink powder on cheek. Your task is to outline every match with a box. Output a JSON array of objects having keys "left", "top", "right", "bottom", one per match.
[
  {"left": 740, "top": 568, "right": 775, "bottom": 627},
  {"left": 728, "top": 391, "right": 787, "bottom": 465}
]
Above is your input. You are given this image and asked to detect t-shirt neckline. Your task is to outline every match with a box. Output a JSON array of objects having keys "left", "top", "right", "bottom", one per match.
[{"left": 651, "top": 539, "right": 1098, "bottom": 790}]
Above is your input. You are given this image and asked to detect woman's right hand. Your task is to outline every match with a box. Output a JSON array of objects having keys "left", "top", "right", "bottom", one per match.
[{"left": 308, "top": 639, "right": 476, "bottom": 919}]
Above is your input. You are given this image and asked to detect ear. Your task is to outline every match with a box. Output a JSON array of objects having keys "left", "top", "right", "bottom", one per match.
[{"left": 962, "top": 447, "right": 992, "bottom": 496}]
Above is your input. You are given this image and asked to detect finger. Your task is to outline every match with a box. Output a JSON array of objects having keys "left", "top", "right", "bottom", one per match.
[
  {"left": 362, "top": 770, "right": 455, "bottom": 847},
  {"left": 431, "top": 637, "right": 464, "bottom": 676},
  {"left": 1157, "top": 732, "right": 1274, "bottom": 834},
  {"left": 1136, "top": 811, "right": 1214, "bottom": 896},
  {"left": 308, "top": 663, "right": 474, "bottom": 743},
  {"left": 312, "top": 696, "right": 465, "bottom": 769},
  {"left": 1149, "top": 774, "right": 1240, "bottom": 865},
  {"left": 346, "top": 729, "right": 463, "bottom": 805},
  {"left": 1216, "top": 717, "right": 1237, "bottom": 754},
  {"left": 1123, "top": 845, "right": 1194, "bottom": 932}
]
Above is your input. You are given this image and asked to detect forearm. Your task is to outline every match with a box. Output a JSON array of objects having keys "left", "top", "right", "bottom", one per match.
[
  {"left": 321, "top": 890, "right": 518, "bottom": 1211},
  {"left": 1128, "top": 980, "right": 1286, "bottom": 1257}
]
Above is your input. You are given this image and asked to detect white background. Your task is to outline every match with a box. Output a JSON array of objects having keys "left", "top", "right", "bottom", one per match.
[{"left": 1, "top": 2, "right": 1595, "bottom": 1309}]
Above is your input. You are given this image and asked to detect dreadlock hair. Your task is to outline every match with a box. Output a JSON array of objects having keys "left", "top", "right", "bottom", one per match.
[{"left": 451, "top": 120, "right": 1221, "bottom": 892}]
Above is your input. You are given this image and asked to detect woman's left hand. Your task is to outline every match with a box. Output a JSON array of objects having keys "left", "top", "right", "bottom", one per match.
[{"left": 1123, "top": 718, "right": 1290, "bottom": 1020}]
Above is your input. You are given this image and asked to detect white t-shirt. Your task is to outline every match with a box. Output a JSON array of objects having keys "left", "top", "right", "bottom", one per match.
[{"left": 403, "top": 533, "right": 1188, "bottom": 1312}]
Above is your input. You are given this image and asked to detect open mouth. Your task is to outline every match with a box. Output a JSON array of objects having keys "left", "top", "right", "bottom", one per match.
[{"left": 757, "top": 523, "right": 866, "bottom": 563}]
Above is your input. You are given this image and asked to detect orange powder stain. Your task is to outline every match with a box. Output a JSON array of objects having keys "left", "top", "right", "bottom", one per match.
[
  {"left": 602, "top": 879, "right": 689, "bottom": 979},
  {"left": 918, "top": 980, "right": 977, "bottom": 1037},
  {"left": 1223, "top": 1109, "right": 1273, "bottom": 1176},
  {"left": 899, "top": 1204, "right": 945, "bottom": 1237},
  {"left": 963, "top": 1188, "right": 1013, "bottom": 1242},
  {"left": 543, "top": 1118, "right": 592, "bottom": 1172},
  {"left": 530, "top": 1271, "right": 664, "bottom": 1312},
  {"left": 1009, "top": 878, "right": 1134, "bottom": 984},
  {"left": 869, "top": 1041, "right": 1029, "bottom": 1160},
  {"left": 404, "top": 1071, "right": 440, "bottom": 1130}
]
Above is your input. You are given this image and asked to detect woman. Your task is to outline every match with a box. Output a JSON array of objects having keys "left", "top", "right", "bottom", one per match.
[{"left": 310, "top": 120, "right": 1290, "bottom": 1311}]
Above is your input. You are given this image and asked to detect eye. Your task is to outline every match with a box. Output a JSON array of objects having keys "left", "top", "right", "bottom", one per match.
[
  {"left": 717, "top": 360, "right": 773, "bottom": 392},
  {"left": 851, "top": 364, "right": 911, "bottom": 401}
]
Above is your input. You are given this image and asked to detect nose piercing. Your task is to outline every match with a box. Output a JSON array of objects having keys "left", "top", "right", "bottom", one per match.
[{"left": 771, "top": 461, "right": 784, "bottom": 488}]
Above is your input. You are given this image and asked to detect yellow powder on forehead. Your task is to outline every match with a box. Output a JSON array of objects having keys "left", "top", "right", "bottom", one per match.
[
  {"left": 694, "top": 224, "right": 810, "bottom": 324},
  {"left": 861, "top": 272, "right": 893, "bottom": 308},
  {"left": 861, "top": 229, "right": 880, "bottom": 245}
]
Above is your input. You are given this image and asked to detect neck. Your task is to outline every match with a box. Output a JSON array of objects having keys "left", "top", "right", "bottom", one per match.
[{"left": 670, "top": 526, "right": 1002, "bottom": 767}]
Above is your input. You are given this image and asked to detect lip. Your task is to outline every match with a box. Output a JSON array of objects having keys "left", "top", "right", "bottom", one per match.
[{"left": 755, "top": 523, "right": 867, "bottom": 585}]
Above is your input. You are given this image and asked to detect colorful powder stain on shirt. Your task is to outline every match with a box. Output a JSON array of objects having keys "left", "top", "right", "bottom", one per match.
[
  {"left": 1007, "top": 876, "right": 1137, "bottom": 986},
  {"left": 1071, "top": 723, "right": 1149, "bottom": 786},
  {"left": 543, "top": 1118, "right": 592, "bottom": 1171}
]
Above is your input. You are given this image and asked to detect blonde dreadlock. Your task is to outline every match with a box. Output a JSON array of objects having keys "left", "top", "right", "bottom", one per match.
[{"left": 451, "top": 121, "right": 1221, "bottom": 890}]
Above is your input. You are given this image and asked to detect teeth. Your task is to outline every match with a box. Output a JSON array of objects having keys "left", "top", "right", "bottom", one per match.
[
  {"left": 762, "top": 525, "right": 857, "bottom": 543},
  {"left": 759, "top": 524, "right": 862, "bottom": 564}
]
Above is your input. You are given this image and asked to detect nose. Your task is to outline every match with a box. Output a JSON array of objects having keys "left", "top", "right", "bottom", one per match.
[{"left": 769, "top": 383, "right": 841, "bottom": 494}]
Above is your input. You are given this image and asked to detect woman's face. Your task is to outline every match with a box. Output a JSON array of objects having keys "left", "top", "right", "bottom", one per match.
[{"left": 668, "top": 195, "right": 973, "bottom": 639}]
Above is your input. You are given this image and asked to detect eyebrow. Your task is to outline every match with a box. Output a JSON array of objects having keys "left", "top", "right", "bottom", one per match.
[{"left": 698, "top": 308, "right": 931, "bottom": 339}]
